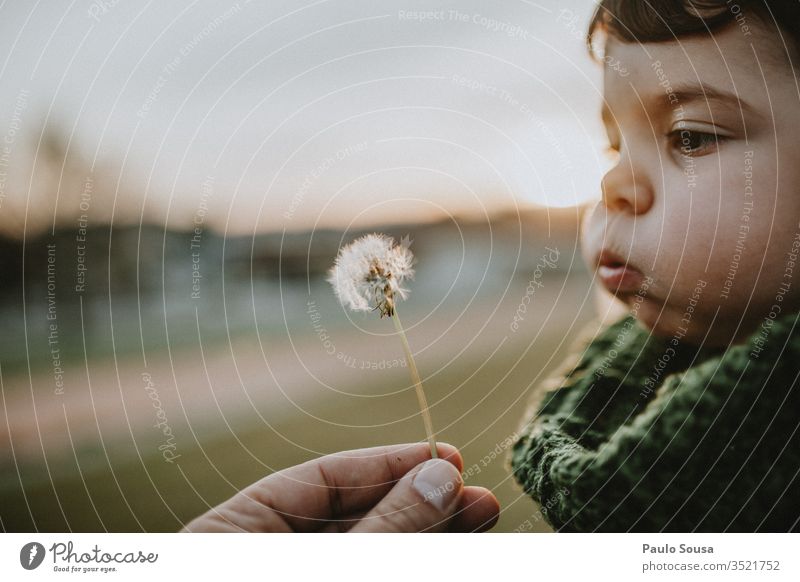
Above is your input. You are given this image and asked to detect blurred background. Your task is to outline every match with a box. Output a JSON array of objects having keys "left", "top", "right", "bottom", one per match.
[{"left": 0, "top": 0, "right": 613, "bottom": 532}]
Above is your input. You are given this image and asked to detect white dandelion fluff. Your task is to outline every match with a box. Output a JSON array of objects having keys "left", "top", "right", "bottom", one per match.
[
  {"left": 326, "top": 232, "right": 438, "bottom": 458},
  {"left": 326, "top": 233, "right": 416, "bottom": 318}
]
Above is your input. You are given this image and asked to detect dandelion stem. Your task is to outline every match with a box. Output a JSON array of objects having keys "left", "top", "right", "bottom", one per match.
[{"left": 391, "top": 306, "right": 438, "bottom": 459}]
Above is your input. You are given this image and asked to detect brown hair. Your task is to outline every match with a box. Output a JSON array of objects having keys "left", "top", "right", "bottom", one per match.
[{"left": 587, "top": 0, "right": 800, "bottom": 63}]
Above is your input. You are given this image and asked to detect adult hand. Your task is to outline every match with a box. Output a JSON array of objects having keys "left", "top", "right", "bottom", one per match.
[{"left": 181, "top": 442, "right": 500, "bottom": 532}]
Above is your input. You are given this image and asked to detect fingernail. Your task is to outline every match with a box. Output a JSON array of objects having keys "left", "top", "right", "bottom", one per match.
[{"left": 412, "top": 458, "right": 462, "bottom": 512}]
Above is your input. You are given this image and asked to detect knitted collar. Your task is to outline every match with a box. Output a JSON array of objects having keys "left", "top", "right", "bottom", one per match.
[{"left": 509, "top": 309, "right": 800, "bottom": 532}]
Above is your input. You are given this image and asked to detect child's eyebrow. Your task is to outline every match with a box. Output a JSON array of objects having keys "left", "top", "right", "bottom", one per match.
[
  {"left": 600, "top": 82, "right": 757, "bottom": 132},
  {"left": 659, "top": 82, "right": 757, "bottom": 117}
]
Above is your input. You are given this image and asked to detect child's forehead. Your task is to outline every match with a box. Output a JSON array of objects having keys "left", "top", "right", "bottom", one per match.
[
  {"left": 603, "top": 19, "right": 791, "bottom": 84},
  {"left": 601, "top": 24, "right": 793, "bottom": 115}
]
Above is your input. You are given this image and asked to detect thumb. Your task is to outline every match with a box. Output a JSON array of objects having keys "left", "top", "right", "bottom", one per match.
[{"left": 350, "top": 458, "right": 463, "bottom": 533}]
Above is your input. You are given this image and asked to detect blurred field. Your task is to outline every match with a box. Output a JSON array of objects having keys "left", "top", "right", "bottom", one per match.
[{"left": 0, "top": 267, "right": 595, "bottom": 533}]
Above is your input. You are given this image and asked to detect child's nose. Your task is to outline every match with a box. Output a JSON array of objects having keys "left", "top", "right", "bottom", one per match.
[{"left": 600, "top": 161, "right": 654, "bottom": 216}]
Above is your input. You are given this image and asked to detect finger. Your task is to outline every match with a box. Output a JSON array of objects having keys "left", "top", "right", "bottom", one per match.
[
  {"left": 315, "top": 487, "right": 500, "bottom": 533},
  {"left": 317, "top": 510, "right": 369, "bottom": 532},
  {"left": 278, "top": 442, "right": 461, "bottom": 531},
  {"left": 446, "top": 486, "right": 501, "bottom": 532},
  {"left": 349, "top": 457, "right": 464, "bottom": 532},
  {"left": 196, "top": 442, "right": 462, "bottom": 532}
]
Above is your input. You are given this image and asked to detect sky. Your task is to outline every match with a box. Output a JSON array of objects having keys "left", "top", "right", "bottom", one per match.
[{"left": 0, "top": 0, "right": 609, "bottom": 235}]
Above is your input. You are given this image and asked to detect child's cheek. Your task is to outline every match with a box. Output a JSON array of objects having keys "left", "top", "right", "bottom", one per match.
[{"left": 579, "top": 202, "right": 604, "bottom": 268}]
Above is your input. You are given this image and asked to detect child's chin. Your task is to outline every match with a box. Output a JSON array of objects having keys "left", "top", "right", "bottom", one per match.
[
  {"left": 631, "top": 304, "right": 719, "bottom": 347},
  {"left": 630, "top": 304, "right": 684, "bottom": 339}
]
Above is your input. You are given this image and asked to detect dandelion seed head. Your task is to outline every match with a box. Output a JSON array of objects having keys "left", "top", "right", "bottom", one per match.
[{"left": 326, "top": 233, "right": 415, "bottom": 317}]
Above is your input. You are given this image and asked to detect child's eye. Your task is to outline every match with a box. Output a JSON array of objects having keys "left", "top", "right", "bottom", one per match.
[{"left": 668, "top": 129, "right": 724, "bottom": 157}]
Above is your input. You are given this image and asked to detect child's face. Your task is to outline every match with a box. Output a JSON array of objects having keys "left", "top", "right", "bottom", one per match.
[{"left": 582, "top": 19, "right": 800, "bottom": 347}]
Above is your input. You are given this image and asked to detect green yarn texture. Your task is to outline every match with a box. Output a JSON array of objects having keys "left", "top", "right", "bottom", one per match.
[{"left": 510, "top": 311, "right": 800, "bottom": 532}]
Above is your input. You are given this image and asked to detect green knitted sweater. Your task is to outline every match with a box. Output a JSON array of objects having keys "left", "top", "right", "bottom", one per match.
[{"left": 510, "top": 310, "right": 800, "bottom": 532}]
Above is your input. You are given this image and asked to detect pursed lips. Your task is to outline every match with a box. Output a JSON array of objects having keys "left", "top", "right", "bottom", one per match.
[{"left": 595, "top": 248, "right": 646, "bottom": 294}]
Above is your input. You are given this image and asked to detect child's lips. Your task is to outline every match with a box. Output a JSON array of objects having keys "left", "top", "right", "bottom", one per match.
[{"left": 596, "top": 250, "right": 645, "bottom": 294}]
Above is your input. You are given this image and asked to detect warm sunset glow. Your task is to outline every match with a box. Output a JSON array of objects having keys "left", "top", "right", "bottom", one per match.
[{"left": 0, "top": 0, "right": 603, "bottom": 235}]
